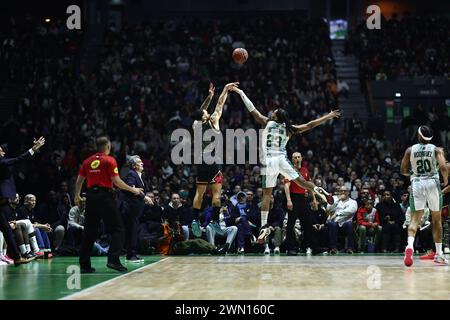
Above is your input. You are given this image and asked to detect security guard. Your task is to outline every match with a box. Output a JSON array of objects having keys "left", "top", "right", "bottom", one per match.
[{"left": 74, "top": 136, "right": 143, "bottom": 273}]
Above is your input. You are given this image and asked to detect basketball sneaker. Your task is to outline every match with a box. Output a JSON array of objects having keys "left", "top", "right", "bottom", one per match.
[
  {"left": 257, "top": 227, "right": 271, "bottom": 245},
  {"left": 419, "top": 251, "right": 435, "bottom": 260},
  {"left": 237, "top": 247, "right": 245, "bottom": 254},
  {"left": 34, "top": 251, "right": 45, "bottom": 259},
  {"left": 404, "top": 247, "right": 414, "bottom": 267},
  {"left": 433, "top": 254, "right": 449, "bottom": 265},
  {"left": 0, "top": 255, "right": 13, "bottom": 265},
  {"left": 264, "top": 245, "right": 270, "bottom": 255},
  {"left": 274, "top": 247, "right": 280, "bottom": 255},
  {"left": 314, "top": 187, "right": 334, "bottom": 205},
  {"left": 191, "top": 220, "right": 202, "bottom": 238}
]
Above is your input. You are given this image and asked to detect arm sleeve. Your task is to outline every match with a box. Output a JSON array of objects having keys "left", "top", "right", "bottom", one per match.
[
  {"left": 123, "top": 172, "right": 134, "bottom": 187},
  {"left": 110, "top": 158, "right": 120, "bottom": 177},
  {"left": 68, "top": 207, "right": 82, "bottom": 229},
  {"left": 0, "top": 151, "right": 33, "bottom": 167},
  {"left": 340, "top": 200, "right": 358, "bottom": 220}
]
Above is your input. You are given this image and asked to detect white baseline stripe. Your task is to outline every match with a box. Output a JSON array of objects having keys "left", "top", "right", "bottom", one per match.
[{"left": 61, "top": 257, "right": 170, "bottom": 300}]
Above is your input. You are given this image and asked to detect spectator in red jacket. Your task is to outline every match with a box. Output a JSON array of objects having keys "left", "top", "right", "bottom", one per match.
[{"left": 356, "top": 199, "right": 382, "bottom": 253}]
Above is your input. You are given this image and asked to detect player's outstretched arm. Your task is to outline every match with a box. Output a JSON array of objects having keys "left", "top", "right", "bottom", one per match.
[
  {"left": 230, "top": 87, "right": 268, "bottom": 126},
  {"left": 400, "top": 147, "right": 412, "bottom": 177},
  {"left": 210, "top": 82, "right": 239, "bottom": 122},
  {"left": 436, "top": 148, "right": 448, "bottom": 187},
  {"left": 199, "top": 83, "right": 215, "bottom": 111},
  {"left": 292, "top": 110, "right": 341, "bottom": 134}
]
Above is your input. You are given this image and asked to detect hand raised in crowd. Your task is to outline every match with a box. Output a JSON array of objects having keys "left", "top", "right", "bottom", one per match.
[{"left": 31, "top": 136, "right": 46, "bottom": 152}]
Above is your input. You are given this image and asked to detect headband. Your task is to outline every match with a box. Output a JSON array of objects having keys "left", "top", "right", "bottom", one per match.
[{"left": 418, "top": 126, "right": 433, "bottom": 141}]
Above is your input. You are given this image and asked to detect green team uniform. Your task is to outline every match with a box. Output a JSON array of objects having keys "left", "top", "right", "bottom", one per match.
[
  {"left": 409, "top": 143, "right": 443, "bottom": 212},
  {"left": 261, "top": 120, "right": 299, "bottom": 188}
]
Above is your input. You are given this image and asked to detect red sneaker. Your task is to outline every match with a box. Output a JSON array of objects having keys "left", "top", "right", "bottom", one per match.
[
  {"left": 404, "top": 247, "right": 414, "bottom": 267},
  {"left": 34, "top": 251, "right": 45, "bottom": 259},
  {"left": 419, "top": 252, "right": 435, "bottom": 260}
]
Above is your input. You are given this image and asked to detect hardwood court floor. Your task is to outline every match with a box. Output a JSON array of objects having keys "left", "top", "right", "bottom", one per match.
[{"left": 65, "top": 254, "right": 450, "bottom": 300}]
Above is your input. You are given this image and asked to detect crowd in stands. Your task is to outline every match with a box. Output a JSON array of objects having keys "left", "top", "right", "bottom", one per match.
[
  {"left": 346, "top": 15, "right": 450, "bottom": 82},
  {"left": 0, "top": 14, "right": 449, "bottom": 265}
]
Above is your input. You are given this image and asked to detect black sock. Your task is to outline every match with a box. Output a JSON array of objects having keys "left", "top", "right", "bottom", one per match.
[
  {"left": 193, "top": 208, "right": 200, "bottom": 221},
  {"left": 212, "top": 206, "right": 220, "bottom": 222}
]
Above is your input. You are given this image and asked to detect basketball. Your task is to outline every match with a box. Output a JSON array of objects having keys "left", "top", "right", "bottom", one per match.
[{"left": 232, "top": 48, "right": 248, "bottom": 64}]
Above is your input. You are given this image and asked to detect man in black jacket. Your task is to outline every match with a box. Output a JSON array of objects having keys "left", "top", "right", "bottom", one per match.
[
  {"left": 0, "top": 137, "right": 45, "bottom": 265},
  {"left": 376, "top": 190, "right": 405, "bottom": 252},
  {"left": 163, "top": 193, "right": 190, "bottom": 240},
  {"left": 138, "top": 192, "right": 163, "bottom": 254},
  {"left": 121, "top": 155, "right": 152, "bottom": 263}
]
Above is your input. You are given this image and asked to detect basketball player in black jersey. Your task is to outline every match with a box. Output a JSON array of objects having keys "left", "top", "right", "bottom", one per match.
[{"left": 191, "top": 82, "right": 239, "bottom": 240}]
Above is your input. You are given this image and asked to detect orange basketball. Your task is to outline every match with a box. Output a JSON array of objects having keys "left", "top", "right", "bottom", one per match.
[{"left": 232, "top": 48, "right": 248, "bottom": 64}]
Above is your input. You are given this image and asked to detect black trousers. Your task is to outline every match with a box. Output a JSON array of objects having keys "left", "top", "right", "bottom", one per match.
[
  {"left": 285, "top": 193, "right": 317, "bottom": 251},
  {"left": 0, "top": 203, "right": 20, "bottom": 260},
  {"left": 79, "top": 189, "right": 125, "bottom": 268},
  {"left": 123, "top": 201, "right": 144, "bottom": 258}
]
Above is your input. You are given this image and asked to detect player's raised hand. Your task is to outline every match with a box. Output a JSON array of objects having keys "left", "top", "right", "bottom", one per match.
[
  {"left": 328, "top": 110, "right": 341, "bottom": 119},
  {"left": 32, "top": 136, "right": 45, "bottom": 152},
  {"left": 224, "top": 82, "right": 239, "bottom": 92},
  {"left": 208, "top": 83, "right": 215, "bottom": 97},
  {"left": 229, "top": 85, "right": 243, "bottom": 95}
]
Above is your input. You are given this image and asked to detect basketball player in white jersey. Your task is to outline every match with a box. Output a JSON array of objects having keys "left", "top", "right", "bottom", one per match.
[
  {"left": 231, "top": 87, "right": 340, "bottom": 243},
  {"left": 400, "top": 125, "right": 449, "bottom": 266}
]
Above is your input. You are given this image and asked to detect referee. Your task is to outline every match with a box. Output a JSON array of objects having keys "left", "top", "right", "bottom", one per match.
[
  {"left": 74, "top": 136, "right": 143, "bottom": 273},
  {"left": 284, "top": 152, "right": 319, "bottom": 255}
]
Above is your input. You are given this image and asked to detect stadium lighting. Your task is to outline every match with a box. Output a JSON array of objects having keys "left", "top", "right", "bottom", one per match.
[
  {"left": 395, "top": 93, "right": 401, "bottom": 97},
  {"left": 45, "top": 18, "right": 51, "bottom": 23}
]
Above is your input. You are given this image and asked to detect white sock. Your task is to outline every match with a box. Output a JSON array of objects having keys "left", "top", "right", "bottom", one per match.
[
  {"left": 25, "top": 244, "right": 31, "bottom": 253},
  {"left": 265, "top": 244, "right": 270, "bottom": 250},
  {"left": 29, "top": 236, "right": 40, "bottom": 253},
  {"left": 19, "top": 244, "right": 27, "bottom": 255},
  {"left": 435, "top": 243, "right": 443, "bottom": 256},
  {"left": 407, "top": 236, "right": 415, "bottom": 249},
  {"left": 261, "top": 211, "right": 268, "bottom": 227}
]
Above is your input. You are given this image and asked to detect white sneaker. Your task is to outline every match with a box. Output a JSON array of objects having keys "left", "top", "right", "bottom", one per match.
[
  {"left": 257, "top": 227, "right": 271, "bottom": 245},
  {"left": 0, "top": 260, "right": 7, "bottom": 266},
  {"left": 434, "top": 254, "right": 449, "bottom": 265},
  {"left": 274, "top": 247, "right": 280, "bottom": 255},
  {"left": 444, "top": 248, "right": 450, "bottom": 254},
  {"left": 313, "top": 187, "right": 334, "bottom": 205},
  {"left": 264, "top": 246, "right": 270, "bottom": 255},
  {"left": 238, "top": 248, "right": 245, "bottom": 254},
  {"left": 306, "top": 248, "right": 312, "bottom": 255}
]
